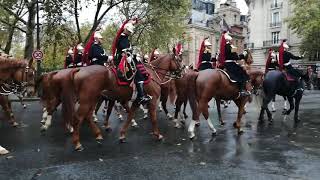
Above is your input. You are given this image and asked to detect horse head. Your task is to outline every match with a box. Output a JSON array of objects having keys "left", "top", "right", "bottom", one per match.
[
  {"left": 169, "top": 47, "right": 185, "bottom": 78},
  {"left": 0, "top": 57, "right": 36, "bottom": 97}
]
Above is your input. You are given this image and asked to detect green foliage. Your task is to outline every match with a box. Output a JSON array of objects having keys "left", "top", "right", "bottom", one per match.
[{"left": 287, "top": 0, "right": 320, "bottom": 60}]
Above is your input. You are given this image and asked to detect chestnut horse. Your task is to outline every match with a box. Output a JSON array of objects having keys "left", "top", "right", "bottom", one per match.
[
  {"left": 69, "top": 50, "right": 183, "bottom": 151},
  {"left": 187, "top": 68, "right": 264, "bottom": 139},
  {"left": 0, "top": 57, "right": 36, "bottom": 126},
  {"left": 36, "top": 68, "right": 79, "bottom": 132}
]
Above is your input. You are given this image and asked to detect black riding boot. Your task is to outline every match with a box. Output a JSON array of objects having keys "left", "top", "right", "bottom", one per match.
[
  {"left": 239, "top": 82, "right": 251, "bottom": 97},
  {"left": 136, "top": 82, "right": 151, "bottom": 105}
]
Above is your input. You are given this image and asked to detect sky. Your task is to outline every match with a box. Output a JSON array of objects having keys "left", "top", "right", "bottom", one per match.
[{"left": 78, "top": 0, "right": 249, "bottom": 24}]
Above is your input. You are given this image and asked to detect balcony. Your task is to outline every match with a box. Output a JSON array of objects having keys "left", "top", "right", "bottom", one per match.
[
  {"left": 244, "top": 43, "right": 254, "bottom": 49},
  {"left": 270, "top": 22, "right": 282, "bottom": 28},
  {"left": 263, "top": 40, "right": 281, "bottom": 47},
  {"left": 271, "top": 2, "right": 283, "bottom": 9}
]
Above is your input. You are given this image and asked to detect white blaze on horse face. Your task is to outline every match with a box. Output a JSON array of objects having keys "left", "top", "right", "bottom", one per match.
[
  {"left": 207, "top": 118, "right": 217, "bottom": 133},
  {"left": 188, "top": 120, "right": 196, "bottom": 138}
]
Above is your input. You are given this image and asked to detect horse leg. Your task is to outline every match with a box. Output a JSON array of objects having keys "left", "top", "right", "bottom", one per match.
[
  {"left": 119, "top": 102, "right": 140, "bottom": 142},
  {"left": 173, "top": 96, "right": 183, "bottom": 128},
  {"left": 283, "top": 96, "right": 288, "bottom": 110},
  {"left": 114, "top": 101, "right": 123, "bottom": 121},
  {"left": 161, "top": 93, "right": 172, "bottom": 119},
  {"left": 183, "top": 99, "right": 188, "bottom": 119},
  {"left": 86, "top": 108, "right": 103, "bottom": 145},
  {"left": 41, "top": 107, "right": 47, "bottom": 124},
  {"left": 188, "top": 99, "right": 205, "bottom": 139},
  {"left": 121, "top": 102, "right": 137, "bottom": 127},
  {"left": 72, "top": 104, "right": 91, "bottom": 151},
  {"left": 18, "top": 96, "right": 26, "bottom": 109},
  {"left": 140, "top": 104, "right": 148, "bottom": 119},
  {"left": 104, "top": 100, "right": 115, "bottom": 131},
  {"left": 294, "top": 92, "right": 303, "bottom": 122},
  {"left": 283, "top": 97, "right": 294, "bottom": 115},
  {"left": 0, "top": 96, "right": 18, "bottom": 127},
  {"left": 271, "top": 95, "right": 276, "bottom": 112},
  {"left": 95, "top": 96, "right": 104, "bottom": 116},
  {"left": 147, "top": 98, "right": 163, "bottom": 140},
  {"left": 215, "top": 99, "right": 224, "bottom": 125},
  {"left": 233, "top": 99, "right": 247, "bottom": 135},
  {"left": 201, "top": 100, "right": 217, "bottom": 136}
]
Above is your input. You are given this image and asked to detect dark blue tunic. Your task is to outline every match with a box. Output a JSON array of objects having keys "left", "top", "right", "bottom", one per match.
[
  {"left": 198, "top": 51, "right": 213, "bottom": 71},
  {"left": 89, "top": 43, "right": 107, "bottom": 66}
]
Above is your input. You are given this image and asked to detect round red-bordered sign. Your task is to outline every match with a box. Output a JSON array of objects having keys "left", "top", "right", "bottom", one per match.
[{"left": 32, "top": 50, "right": 43, "bottom": 60}]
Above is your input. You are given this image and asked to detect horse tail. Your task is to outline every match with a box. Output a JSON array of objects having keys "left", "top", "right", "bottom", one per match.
[
  {"left": 61, "top": 68, "right": 79, "bottom": 130},
  {"left": 253, "top": 87, "right": 265, "bottom": 110},
  {"left": 187, "top": 71, "right": 199, "bottom": 120}
]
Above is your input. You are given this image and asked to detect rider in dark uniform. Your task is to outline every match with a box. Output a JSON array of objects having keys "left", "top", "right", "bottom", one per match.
[
  {"left": 112, "top": 20, "right": 151, "bottom": 105},
  {"left": 88, "top": 31, "right": 108, "bottom": 66},
  {"left": 265, "top": 49, "right": 279, "bottom": 73},
  {"left": 74, "top": 43, "right": 84, "bottom": 67},
  {"left": 223, "top": 32, "right": 250, "bottom": 97},
  {"left": 279, "top": 39, "right": 304, "bottom": 88},
  {"left": 197, "top": 38, "right": 213, "bottom": 71},
  {"left": 64, "top": 48, "right": 74, "bottom": 69}
]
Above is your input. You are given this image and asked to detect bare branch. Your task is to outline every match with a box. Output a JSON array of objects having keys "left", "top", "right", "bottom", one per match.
[
  {"left": 0, "top": 3, "right": 27, "bottom": 25},
  {"left": 0, "top": 19, "right": 26, "bottom": 33}
]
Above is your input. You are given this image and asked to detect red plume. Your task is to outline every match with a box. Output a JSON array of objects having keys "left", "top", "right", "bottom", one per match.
[
  {"left": 83, "top": 32, "right": 95, "bottom": 66},
  {"left": 265, "top": 48, "right": 272, "bottom": 73},
  {"left": 118, "top": 55, "right": 127, "bottom": 74},
  {"left": 279, "top": 41, "right": 284, "bottom": 71},
  {"left": 175, "top": 43, "right": 182, "bottom": 55},
  {"left": 111, "top": 20, "right": 130, "bottom": 59},
  {"left": 196, "top": 40, "right": 205, "bottom": 69},
  {"left": 219, "top": 33, "right": 227, "bottom": 68}
]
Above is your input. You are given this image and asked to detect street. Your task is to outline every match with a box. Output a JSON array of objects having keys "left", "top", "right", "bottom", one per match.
[{"left": 1, "top": 91, "right": 320, "bottom": 180}]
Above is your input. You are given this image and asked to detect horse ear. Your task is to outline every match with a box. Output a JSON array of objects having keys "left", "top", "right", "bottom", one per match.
[
  {"left": 172, "top": 47, "right": 177, "bottom": 55},
  {"left": 28, "top": 58, "right": 34, "bottom": 67}
]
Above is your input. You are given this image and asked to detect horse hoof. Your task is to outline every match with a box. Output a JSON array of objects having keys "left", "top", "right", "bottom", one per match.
[
  {"left": 119, "top": 137, "right": 126, "bottom": 143},
  {"left": 157, "top": 134, "right": 164, "bottom": 141},
  {"left": 233, "top": 122, "right": 237, "bottom": 128},
  {"left": 23, "top": 105, "right": 27, "bottom": 109},
  {"left": 12, "top": 122, "right": 19, "bottom": 127},
  {"left": 195, "top": 122, "right": 200, "bottom": 127},
  {"left": 40, "top": 125, "right": 47, "bottom": 132},
  {"left": 75, "top": 145, "right": 84, "bottom": 152},
  {"left": 184, "top": 114, "right": 188, "bottom": 119},
  {"left": 189, "top": 135, "right": 195, "bottom": 141},
  {"left": 96, "top": 139, "right": 103, "bottom": 146},
  {"left": 294, "top": 118, "right": 301, "bottom": 123},
  {"left": 212, "top": 132, "right": 217, "bottom": 136},
  {"left": 220, "top": 122, "right": 225, "bottom": 126},
  {"left": 238, "top": 129, "right": 244, "bottom": 135},
  {"left": 243, "top": 110, "right": 247, "bottom": 114},
  {"left": 105, "top": 127, "right": 112, "bottom": 132}
]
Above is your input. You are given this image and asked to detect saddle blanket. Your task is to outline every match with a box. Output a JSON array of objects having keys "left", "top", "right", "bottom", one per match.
[
  {"left": 110, "top": 68, "right": 151, "bottom": 86},
  {"left": 217, "top": 69, "right": 237, "bottom": 83}
]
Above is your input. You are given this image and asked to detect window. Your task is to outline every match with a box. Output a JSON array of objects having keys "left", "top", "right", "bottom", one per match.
[
  {"left": 272, "top": 12, "right": 280, "bottom": 24},
  {"left": 234, "top": 15, "right": 237, "bottom": 24},
  {"left": 272, "top": 32, "right": 280, "bottom": 44}
]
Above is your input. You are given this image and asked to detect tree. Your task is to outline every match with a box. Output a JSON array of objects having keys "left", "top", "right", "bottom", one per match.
[{"left": 287, "top": 0, "right": 320, "bottom": 61}]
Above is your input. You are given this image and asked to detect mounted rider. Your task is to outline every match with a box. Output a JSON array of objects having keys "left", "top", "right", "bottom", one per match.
[
  {"left": 88, "top": 31, "right": 108, "bottom": 66},
  {"left": 64, "top": 48, "right": 74, "bottom": 69},
  {"left": 112, "top": 19, "right": 151, "bottom": 105},
  {"left": 74, "top": 43, "right": 84, "bottom": 67},
  {"left": 265, "top": 48, "right": 279, "bottom": 73},
  {"left": 279, "top": 39, "right": 304, "bottom": 88},
  {"left": 219, "top": 31, "right": 251, "bottom": 97},
  {"left": 197, "top": 38, "right": 213, "bottom": 71}
]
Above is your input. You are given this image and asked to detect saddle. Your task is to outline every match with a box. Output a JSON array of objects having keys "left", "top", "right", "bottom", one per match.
[
  {"left": 217, "top": 69, "right": 237, "bottom": 83},
  {"left": 111, "top": 67, "right": 151, "bottom": 86},
  {"left": 284, "top": 72, "right": 296, "bottom": 82}
]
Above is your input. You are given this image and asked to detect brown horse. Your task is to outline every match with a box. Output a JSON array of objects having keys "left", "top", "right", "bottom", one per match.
[
  {"left": 36, "top": 68, "right": 79, "bottom": 132},
  {"left": 0, "top": 57, "right": 36, "bottom": 126},
  {"left": 69, "top": 50, "right": 183, "bottom": 151},
  {"left": 187, "top": 68, "right": 264, "bottom": 139}
]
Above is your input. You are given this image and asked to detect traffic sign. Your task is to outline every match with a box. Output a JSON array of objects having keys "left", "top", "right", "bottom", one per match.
[{"left": 32, "top": 50, "right": 43, "bottom": 60}]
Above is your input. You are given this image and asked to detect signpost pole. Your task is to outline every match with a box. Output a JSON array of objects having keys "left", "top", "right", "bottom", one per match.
[{"left": 36, "top": 0, "right": 41, "bottom": 79}]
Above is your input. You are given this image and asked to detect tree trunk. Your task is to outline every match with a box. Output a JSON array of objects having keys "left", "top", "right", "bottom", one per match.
[
  {"left": 74, "top": 0, "right": 82, "bottom": 43},
  {"left": 24, "top": 2, "right": 36, "bottom": 59},
  {"left": 4, "top": 19, "right": 19, "bottom": 54}
]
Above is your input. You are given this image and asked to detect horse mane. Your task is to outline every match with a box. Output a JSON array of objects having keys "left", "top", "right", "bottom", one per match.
[
  {"left": 0, "top": 56, "right": 28, "bottom": 70},
  {"left": 150, "top": 54, "right": 172, "bottom": 67}
]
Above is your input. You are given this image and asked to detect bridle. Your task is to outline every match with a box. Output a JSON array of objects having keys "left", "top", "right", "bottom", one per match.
[
  {"left": 0, "top": 65, "right": 35, "bottom": 96},
  {"left": 145, "top": 53, "right": 185, "bottom": 85}
]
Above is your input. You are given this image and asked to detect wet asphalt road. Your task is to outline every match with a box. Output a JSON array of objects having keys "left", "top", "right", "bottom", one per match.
[{"left": 1, "top": 91, "right": 320, "bottom": 180}]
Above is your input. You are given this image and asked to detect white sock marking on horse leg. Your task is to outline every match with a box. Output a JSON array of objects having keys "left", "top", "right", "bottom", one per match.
[
  {"left": 42, "top": 115, "right": 52, "bottom": 130},
  {"left": 207, "top": 118, "right": 217, "bottom": 134},
  {"left": 67, "top": 124, "right": 74, "bottom": 133},
  {"left": 41, "top": 110, "right": 48, "bottom": 123},
  {"left": 188, "top": 120, "right": 196, "bottom": 138},
  {"left": 271, "top": 102, "right": 276, "bottom": 111},
  {"left": 159, "top": 104, "right": 163, "bottom": 112},
  {"left": 93, "top": 112, "right": 98, "bottom": 122},
  {"left": 167, "top": 113, "right": 173, "bottom": 119},
  {"left": 284, "top": 100, "right": 288, "bottom": 110},
  {"left": 131, "top": 119, "right": 138, "bottom": 127}
]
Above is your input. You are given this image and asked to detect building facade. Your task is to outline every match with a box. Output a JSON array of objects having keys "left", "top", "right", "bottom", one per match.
[
  {"left": 183, "top": 0, "right": 247, "bottom": 66},
  {"left": 246, "top": 0, "right": 302, "bottom": 66}
]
